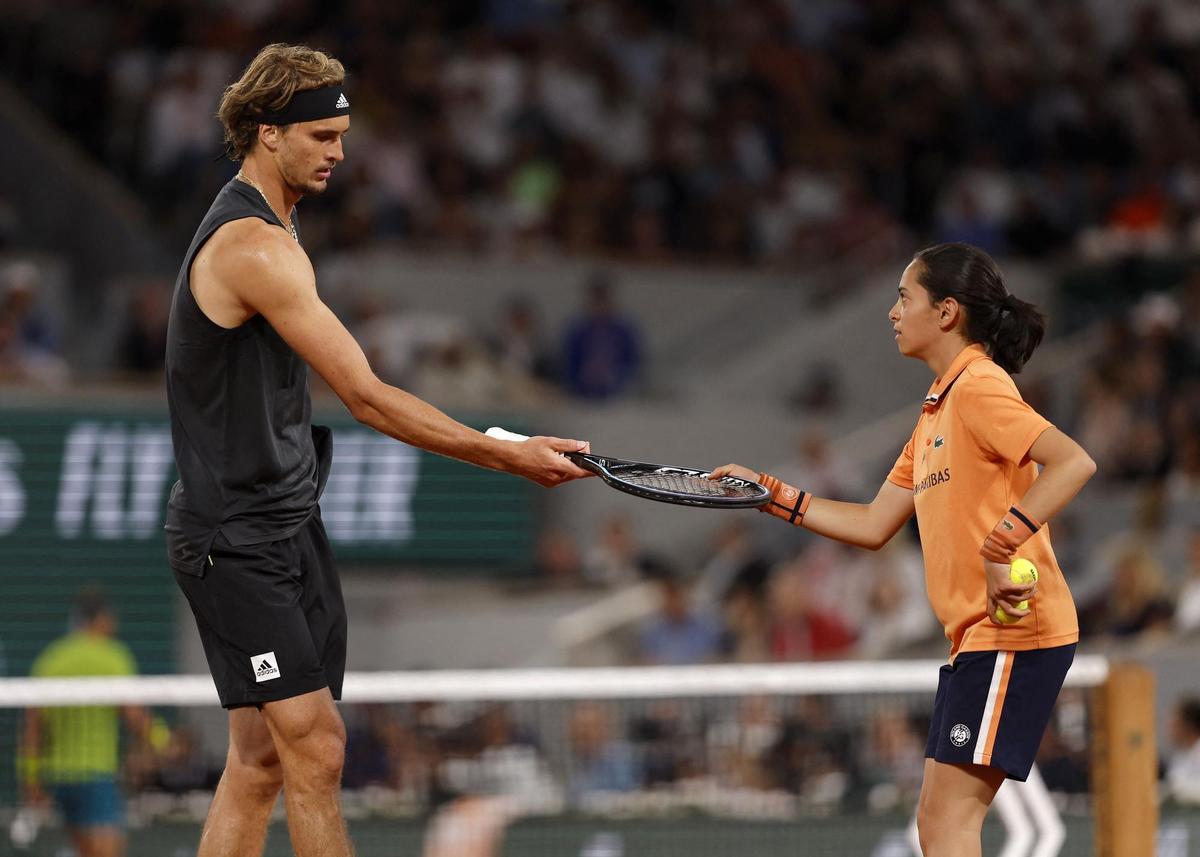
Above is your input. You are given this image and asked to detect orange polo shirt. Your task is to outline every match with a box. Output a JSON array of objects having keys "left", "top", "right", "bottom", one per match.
[{"left": 887, "top": 344, "right": 1079, "bottom": 660}]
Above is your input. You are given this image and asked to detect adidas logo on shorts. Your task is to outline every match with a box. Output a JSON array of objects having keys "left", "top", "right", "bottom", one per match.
[{"left": 252, "top": 651, "right": 281, "bottom": 683}]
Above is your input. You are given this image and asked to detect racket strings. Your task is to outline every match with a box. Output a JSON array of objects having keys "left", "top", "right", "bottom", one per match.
[{"left": 620, "top": 471, "right": 761, "bottom": 498}]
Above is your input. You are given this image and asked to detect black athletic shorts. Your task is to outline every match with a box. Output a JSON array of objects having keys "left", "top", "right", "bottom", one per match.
[
  {"left": 925, "top": 643, "right": 1075, "bottom": 781},
  {"left": 172, "top": 513, "right": 347, "bottom": 709}
]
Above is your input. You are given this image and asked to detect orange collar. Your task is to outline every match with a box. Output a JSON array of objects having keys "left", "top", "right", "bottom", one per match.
[{"left": 922, "top": 344, "right": 989, "bottom": 412}]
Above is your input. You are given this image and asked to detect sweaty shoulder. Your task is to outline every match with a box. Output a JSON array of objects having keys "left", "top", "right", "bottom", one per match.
[
  {"left": 192, "top": 218, "right": 312, "bottom": 326},
  {"left": 204, "top": 218, "right": 309, "bottom": 283}
]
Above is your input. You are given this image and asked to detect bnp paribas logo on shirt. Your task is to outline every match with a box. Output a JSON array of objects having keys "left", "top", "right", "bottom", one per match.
[{"left": 913, "top": 467, "right": 951, "bottom": 496}]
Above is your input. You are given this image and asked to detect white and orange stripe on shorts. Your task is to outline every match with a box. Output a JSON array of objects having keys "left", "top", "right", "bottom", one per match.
[{"left": 973, "top": 651, "right": 1015, "bottom": 765}]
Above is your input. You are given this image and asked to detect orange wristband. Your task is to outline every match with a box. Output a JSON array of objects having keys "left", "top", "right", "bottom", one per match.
[
  {"left": 980, "top": 503, "right": 1041, "bottom": 563},
  {"left": 758, "top": 473, "right": 811, "bottom": 526}
]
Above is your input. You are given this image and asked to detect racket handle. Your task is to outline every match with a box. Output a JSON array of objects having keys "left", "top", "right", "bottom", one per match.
[{"left": 485, "top": 426, "right": 530, "bottom": 442}]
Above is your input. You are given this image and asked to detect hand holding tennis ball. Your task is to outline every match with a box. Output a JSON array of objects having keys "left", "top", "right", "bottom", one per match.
[{"left": 994, "top": 558, "right": 1038, "bottom": 624}]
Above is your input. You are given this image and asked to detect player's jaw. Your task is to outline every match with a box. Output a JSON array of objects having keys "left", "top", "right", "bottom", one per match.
[
  {"left": 891, "top": 315, "right": 936, "bottom": 360},
  {"left": 280, "top": 157, "right": 337, "bottom": 196},
  {"left": 301, "top": 160, "right": 336, "bottom": 194},
  {"left": 893, "top": 327, "right": 922, "bottom": 360}
]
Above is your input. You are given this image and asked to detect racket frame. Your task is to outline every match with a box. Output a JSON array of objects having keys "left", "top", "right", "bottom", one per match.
[{"left": 564, "top": 451, "right": 769, "bottom": 509}]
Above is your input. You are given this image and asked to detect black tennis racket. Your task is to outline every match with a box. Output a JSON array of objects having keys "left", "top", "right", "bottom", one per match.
[{"left": 487, "top": 428, "right": 770, "bottom": 509}]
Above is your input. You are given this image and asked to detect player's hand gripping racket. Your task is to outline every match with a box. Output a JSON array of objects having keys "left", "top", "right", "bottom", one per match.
[{"left": 486, "top": 427, "right": 770, "bottom": 509}]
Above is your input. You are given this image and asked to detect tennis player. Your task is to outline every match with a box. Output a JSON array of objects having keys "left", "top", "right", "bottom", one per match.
[
  {"left": 20, "top": 589, "right": 159, "bottom": 857},
  {"left": 165, "top": 44, "right": 589, "bottom": 857},
  {"left": 712, "top": 243, "right": 1096, "bottom": 857}
]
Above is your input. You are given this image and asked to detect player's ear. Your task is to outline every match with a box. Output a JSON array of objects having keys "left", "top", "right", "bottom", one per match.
[
  {"left": 258, "top": 123, "right": 282, "bottom": 154},
  {"left": 938, "top": 296, "right": 961, "bottom": 332}
]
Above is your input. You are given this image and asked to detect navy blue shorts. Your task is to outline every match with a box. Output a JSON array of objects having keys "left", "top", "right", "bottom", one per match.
[
  {"left": 925, "top": 644, "right": 1075, "bottom": 781},
  {"left": 51, "top": 778, "right": 123, "bottom": 828}
]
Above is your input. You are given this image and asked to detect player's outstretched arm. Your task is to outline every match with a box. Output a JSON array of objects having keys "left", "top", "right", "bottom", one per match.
[
  {"left": 709, "top": 464, "right": 914, "bottom": 550},
  {"left": 219, "top": 228, "right": 590, "bottom": 486}
]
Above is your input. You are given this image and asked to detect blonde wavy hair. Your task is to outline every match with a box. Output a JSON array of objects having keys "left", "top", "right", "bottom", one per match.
[{"left": 217, "top": 43, "right": 345, "bottom": 161}]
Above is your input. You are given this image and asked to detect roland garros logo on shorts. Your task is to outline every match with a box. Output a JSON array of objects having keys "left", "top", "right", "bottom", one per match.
[
  {"left": 949, "top": 723, "right": 972, "bottom": 747},
  {"left": 253, "top": 651, "right": 281, "bottom": 683}
]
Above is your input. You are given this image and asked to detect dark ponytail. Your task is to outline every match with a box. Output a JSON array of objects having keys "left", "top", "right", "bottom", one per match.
[{"left": 912, "top": 243, "right": 1045, "bottom": 374}]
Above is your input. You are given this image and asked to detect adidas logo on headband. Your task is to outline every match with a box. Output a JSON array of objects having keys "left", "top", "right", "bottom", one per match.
[{"left": 261, "top": 84, "right": 352, "bottom": 125}]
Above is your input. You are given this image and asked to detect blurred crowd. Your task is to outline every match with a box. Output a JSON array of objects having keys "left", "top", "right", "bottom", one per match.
[
  {"left": 341, "top": 269, "right": 642, "bottom": 404},
  {"left": 6, "top": 0, "right": 1200, "bottom": 401},
  {"left": 1075, "top": 276, "right": 1200, "bottom": 488},
  {"left": 1060, "top": 275, "right": 1200, "bottom": 640},
  {"left": 604, "top": 505, "right": 1200, "bottom": 665},
  {"left": 6, "top": 0, "right": 1200, "bottom": 265},
  {"left": 572, "top": 514, "right": 939, "bottom": 666},
  {"left": 110, "top": 690, "right": 1200, "bottom": 825},
  {"left": 113, "top": 694, "right": 933, "bottom": 821},
  {"left": 0, "top": 260, "right": 70, "bottom": 386},
  {"left": 304, "top": 694, "right": 927, "bottom": 816},
  {"left": 0, "top": 256, "right": 646, "bottom": 401}
]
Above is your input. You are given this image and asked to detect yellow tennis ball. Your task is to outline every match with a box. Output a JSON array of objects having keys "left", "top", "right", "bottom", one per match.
[
  {"left": 995, "top": 558, "right": 1039, "bottom": 624},
  {"left": 149, "top": 716, "right": 172, "bottom": 753}
]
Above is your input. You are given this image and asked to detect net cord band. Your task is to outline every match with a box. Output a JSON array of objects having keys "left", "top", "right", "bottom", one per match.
[{"left": 0, "top": 658, "right": 1110, "bottom": 707}]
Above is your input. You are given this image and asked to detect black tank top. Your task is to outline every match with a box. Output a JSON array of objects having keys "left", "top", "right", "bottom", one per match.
[{"left": 164, "top": 179, "right": 331, "bottom": 572}]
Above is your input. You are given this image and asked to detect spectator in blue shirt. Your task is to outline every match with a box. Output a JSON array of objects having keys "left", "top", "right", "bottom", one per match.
[
  {"left": 565, "top": 702, "right": 638, "bottom": 804},
  {"left": 638, "top": 576, "right": 723, "bottom": 665},
  {"left": 563, "top": 272, "right": 641, "bottom": 400}
]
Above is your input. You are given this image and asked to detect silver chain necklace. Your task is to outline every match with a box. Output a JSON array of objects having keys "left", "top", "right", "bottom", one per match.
[{"left": 235, "top": 171, "right": 299, "bottom": 242}]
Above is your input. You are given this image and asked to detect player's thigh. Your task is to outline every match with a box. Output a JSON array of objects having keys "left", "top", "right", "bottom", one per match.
[
  {"left": 918, "top": 758, "right": 1005, "bottom": 828},
  {"left": 259, "top": 687, "right": 346, "bottom": 769}
]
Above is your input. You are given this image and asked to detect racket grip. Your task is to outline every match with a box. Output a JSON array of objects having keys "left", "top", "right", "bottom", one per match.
[{"left": 485, "top": 426, "right": 530, "bottom": 442}]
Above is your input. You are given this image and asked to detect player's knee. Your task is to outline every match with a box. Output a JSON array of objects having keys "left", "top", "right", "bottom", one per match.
[
  {"left": 253, "top": 755, "right": 286, "bottom": 796},
  {"left": 294, "top": 727, "right": 346, "bottom": 789},
  {"left": 228, "top": 749, "right": 284, "bottom": 800}
]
